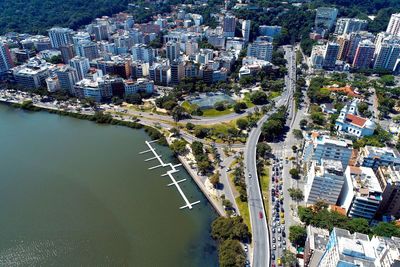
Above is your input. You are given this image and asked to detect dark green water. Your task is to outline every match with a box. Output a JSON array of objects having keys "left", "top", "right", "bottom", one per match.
[{"left": 0, "top": 104, "right": 218, "bottom": 266}]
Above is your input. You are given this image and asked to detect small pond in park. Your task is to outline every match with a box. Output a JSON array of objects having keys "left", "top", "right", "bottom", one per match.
[{"left": 189, "top": 92, "right": 235, "bottom": 109}]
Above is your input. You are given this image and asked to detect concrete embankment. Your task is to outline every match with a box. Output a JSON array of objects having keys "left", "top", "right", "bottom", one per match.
[{"left": 177, "top": 154, "right": 225, "bottom": 217}]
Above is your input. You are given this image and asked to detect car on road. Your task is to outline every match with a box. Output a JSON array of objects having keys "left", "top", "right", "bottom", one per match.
[
  {"left": 281, "top": 218, "right": 285, "bottom": 224},
  {"left": 272, "top": 254, "right": 275, "bottom": 260},
  {"left": 277, "top": 258, "right": 282, "bottom": 265},
  {"left": 272, "top": 244, "right": 276, "bottom": 250},
  {"left": 278, "top": 228, "right": 281, "bottom": 233},
  {"left": 244, "top": 245, "right": 248, "bottom": 252},
  {"left": 259, "top": 211, "right": 263, "bottom": 219},
  {"left": 283, "top": 240, "right": 286, "bottom": 246},
  {"left": 272, "top": 237, "right": 276, "bottom": 243},
  {"left": 248, "top": 173, "right": 252, "bottom": 179},
  {"left": 272, "top": 228, "right": 275, "bottom": 233},
  {"left": 278, "top": 236, "right": 281, "bottom": 242}
]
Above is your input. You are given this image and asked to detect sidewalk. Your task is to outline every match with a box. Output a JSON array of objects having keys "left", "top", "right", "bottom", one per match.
[{"left": 177, "top": 154, "right": 226, "bottom": 216}]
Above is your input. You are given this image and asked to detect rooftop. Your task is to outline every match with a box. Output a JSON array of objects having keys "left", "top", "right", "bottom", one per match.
[
  {"left": 347, "top": 166, "right": 382, "bottom": 198},
  {"left": 334, "top": 228, "right": 376, "bottom": 267},
  {"left": 363, "top": 146, "right": 400, "bottom": 159},
  {"left": 345, "top": 113, "right": 367, "bottom": 127},
  {"left": 312, "top": 133, "right": 353, "bottom": 148}
]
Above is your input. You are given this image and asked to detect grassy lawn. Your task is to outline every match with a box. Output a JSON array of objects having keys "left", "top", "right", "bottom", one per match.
[
  {"left": 243, "top": 93, "right": 255, "bottom": 108},
  {"left": 202, "top": 108, "right": 233, "bottom": 117},
  {"left": 268, "top": 91, "right": 282, "bottom": 99},
  {"left": 181, "top": 101, "right": 198, "bottom": 113},
  {"left": 259, "top": 167, "right": 270, "bottom": 220},
  {"left": 236, "top": 197, "right": 252, "bottom": 232}
]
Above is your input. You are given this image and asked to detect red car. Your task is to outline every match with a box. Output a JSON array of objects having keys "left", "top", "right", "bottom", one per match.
[{"left": 259, "top": 211, "right": 263, "bottom": 219}]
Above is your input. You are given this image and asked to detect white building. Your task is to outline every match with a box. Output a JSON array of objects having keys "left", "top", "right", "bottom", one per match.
[
  {"left": 242, "top": 20, "right": 251, "bottom": 42},
  {"left": 48, "top": 27, "right": 74, "bottom": 48},
  {"left": 335, "top": 100, "right": 376, "bottom": 137},
  {"left": 320, "top": 228, "right": 380, "bottom": 267},
  {"left": 0, "top": 41, "right": 14, "bottom": 75},
  {"left": 310, "top": 45, "right": 325, "bottom": 69},
  {"left": 12, "top": 58, "right": 53, "bottom": 89},
  {"left": 55, "top": 65, "right": 79, "bottom": 94},
  {"left": 166, "top": 41, "right": 180, "bottom": 62},
  {"left": 386, "top": 13, "right": 400, "bottom": 36},
  {"left": 304, "top": 133, "right": 353, "bottom": 169},
  {"left": 373, "top": 33, "right": 400, "bottom": 71},
  {"left": 315, "top": 7, "right": 338, "bottom": 30},
  {"left": 339, "top": 166, "right": 382, "bottom": 219},
  {"left": 335, "top": 18, "right": 368, "bottom": 35},
  {"left": 123, "top": 78, "right": 154, "bottom": 96},
  {"left": 247, "top": 41, "right": 273, "bottom": 62},
  {"left": 45, "top": 75, "right": 60, "bottom": 92},
  {"left": 305, "top": 159, "right": 346, "bottom": 205},
  {"left": 69, "top": 56, "right": 90, "bottom": 81},
  {"left": 131, "top": 44, "right": 155, "bottom": 64}
]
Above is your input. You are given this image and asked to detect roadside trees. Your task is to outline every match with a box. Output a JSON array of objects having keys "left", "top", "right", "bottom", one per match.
[
  {"left": 236, "top": 118, "right": 249, "bottom": 131},
  {"left": 289, "top": 168, "right": 300, "bottom": 179},
  {"left": 288, "top": 188, "right": 304, "bottom": 201},
  {"left": 210, "top": 171, "right": 220, "bottom": 187},
  {"left": 289, "top": 225, "right": 307, "bottom": 247},
  {"left": 282, "top": 250, "right": 298, "bottom": 267}
]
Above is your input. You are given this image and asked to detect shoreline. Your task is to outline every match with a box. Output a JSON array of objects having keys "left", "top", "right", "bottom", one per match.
[
  {"left": 0, "top": 96, "right": 225, "bottom": 217},
  {"left": 176, "top": 154, "right": 225, "bottom": 217}
]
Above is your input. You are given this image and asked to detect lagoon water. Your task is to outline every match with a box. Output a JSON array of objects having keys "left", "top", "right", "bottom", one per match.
[{"left": 0, "top": 104, "right": 218, "bottom": 266}]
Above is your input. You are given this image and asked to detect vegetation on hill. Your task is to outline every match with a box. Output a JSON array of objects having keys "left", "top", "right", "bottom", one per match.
[{"left": 0, "top": 0, "right": 130, "bottom": 34}]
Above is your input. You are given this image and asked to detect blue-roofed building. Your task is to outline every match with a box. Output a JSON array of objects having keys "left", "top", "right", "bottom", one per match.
[{"left": 358, "top": 146, "right": 400, "bottom": 170}]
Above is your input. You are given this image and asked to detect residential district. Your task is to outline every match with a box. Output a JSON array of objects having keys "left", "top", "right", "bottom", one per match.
[{"left": 1, "top": 0, "right": 400, "bottom": 267}]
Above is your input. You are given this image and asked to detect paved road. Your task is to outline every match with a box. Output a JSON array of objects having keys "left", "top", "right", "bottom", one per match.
[
  {"left": 244, "top": 46, "right": 295, "bottom": 267},
  {"left": 269, "top": 46, "right": 305, "bottom": 262}
]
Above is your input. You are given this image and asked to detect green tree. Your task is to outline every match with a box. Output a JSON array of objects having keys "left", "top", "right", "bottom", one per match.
[
  {"left": 125, "top": 93, "right": 142, "bottom": 104},
  {"left": 300, "top": 119, "right": 308, "bottom": 129},
  {"left": 288, "top": 188, "right": 304, "bottom": 201},
  {"left": 289, "top": 168, "right": 300, "bottom": 179},
  {"left": 289, "top": 225, "right": 307, "bottom": 247},
  {"left": 210, "top": 171, "right": 220, "bottom": 187},
  {"left": 236, "top": 118, "right": 249, "bottom": 130},
  {"left": 311, "top": 111, "right": 325, "bottom": 125},
  {"left": 218, "top": 239, "right": 246, "bottom": 267},
  {"left": 357, "top": 102, "right": 369, "bottom": 116},
  {"left": 282, "top": 250, "right": 298, "bottom": 267},
  {"left": 170, "top": 140, "right": 187, "bottom": 155},
  {"left": 257, "top": 142, "right": 272, "bottom": 158},
  {"left": 293, "top": 129, "right": 303, "bottom": 139},
  {"left": 186, "top": 122, "right": 195, "bottom": 130},
  {"left": 233, "top": 102, "right": 247, "bottom": 113},
  {"left": 372, "top": 222, "right": 400, "bottom": 238},
  {"left": 346, "top": 218, "right": 370, "bottom": 234},
  {"left": 250, "top": 91, "right": 268, "bottom": 105},
  {"left": 171, "top": 106, "right": 186, "bottom": 122},
  {"left": 211, "top": 217, "right": 250, "bottom": 242},
  {"left": 214, "top": 101, "right": 226, "bottom": 111}
]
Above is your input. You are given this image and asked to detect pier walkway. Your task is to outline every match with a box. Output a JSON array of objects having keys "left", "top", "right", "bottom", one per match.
[{"left": 140, "top": 140, "right": 200, "bottom": 210}]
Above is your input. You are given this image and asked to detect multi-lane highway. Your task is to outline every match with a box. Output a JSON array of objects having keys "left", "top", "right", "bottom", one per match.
[{"left": 244, "top": 46, "right": 295, "bottom": 267}]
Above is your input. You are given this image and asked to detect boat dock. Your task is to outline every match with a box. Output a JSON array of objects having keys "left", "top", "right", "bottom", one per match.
[{"left": 140, "top": 140, "right": 200, "bottom": 210}]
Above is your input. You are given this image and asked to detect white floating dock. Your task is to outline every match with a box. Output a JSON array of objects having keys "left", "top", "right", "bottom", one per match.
[{"left": 140, "top": 140, "right": 200, "bottom": 210}]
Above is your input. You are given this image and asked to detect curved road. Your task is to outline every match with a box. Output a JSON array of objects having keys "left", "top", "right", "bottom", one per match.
[
  {"left": 116, "top": 105, "right": 260, "bottom": 125},
  {"left": 244, "top": 46, "right": 295, "bottom": 267}
]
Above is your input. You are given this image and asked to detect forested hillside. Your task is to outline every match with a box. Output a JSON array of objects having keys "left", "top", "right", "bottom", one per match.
[{"left": 0, "top": 0, "right": 131, "bottom": 34}]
